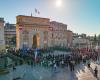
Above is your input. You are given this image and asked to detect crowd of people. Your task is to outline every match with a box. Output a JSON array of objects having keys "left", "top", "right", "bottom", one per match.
[
  {"left": 41, "top": 49, "right": 99, "bottom": 70},
  {"left": 5, "top": 48, "right": 100, "bottom": 78},
  {"left": 3, "top": 49, "right": 100, "bottom": 77},
  {"left": 1, "top": 47, "right": 100, "bottom": 79}
]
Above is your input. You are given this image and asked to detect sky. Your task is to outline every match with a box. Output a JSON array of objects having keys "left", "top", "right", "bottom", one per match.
[{"left": 0, "top": 0, "right": 100, "bottom": 36}]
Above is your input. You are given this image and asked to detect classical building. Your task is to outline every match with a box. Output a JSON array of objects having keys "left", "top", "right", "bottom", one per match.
[
  {"left": 0, "top": 18, "right": 5, "bottom": 50},
  {"left": 16, "top": 15, "right": 50, "bottom": 49},
  {"left": 50, "top": 21, "right": 67, "bottom": 48},
  {"left": 67, "top": 30, "right": 73, "bottom": 47},
  {"left": 4, "top": 23, "right": 16, "bottom": 47}
]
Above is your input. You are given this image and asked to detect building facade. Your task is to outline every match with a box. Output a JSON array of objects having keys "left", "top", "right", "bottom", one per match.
[
  {"left": 73, "top": 37, "right": 91, "bottom": 49},
  {"left": 4, "top": 23, "right": 16, "bottom": 47},
  {"left": 67, "top": 30, "right": 73, "bottom": 47},
  {"left": 0, "top": 18, "right": 5, "bottom": 50},
  {"left": 50, "top": 21, "right": 67, "bottom": 48},
  {"left": 16, "top": 15, "right": 50, "bottom": 49}
]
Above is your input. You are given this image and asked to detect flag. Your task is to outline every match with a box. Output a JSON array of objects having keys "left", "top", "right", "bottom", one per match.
[
  {"left": 35, "top": 8, "right": 37, "bottom": 13},
  {"left": 38, "top": 11, "right": 39, "bottom": 14},
  {"left": 34, "top": 49, "right": 38, "bottom": 63},
  {"left": 35, "top": 8, "right": 40, "bottom": 14}
]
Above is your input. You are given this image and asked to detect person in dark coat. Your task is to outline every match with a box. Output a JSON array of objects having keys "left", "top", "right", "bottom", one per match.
[{"left": 94, "top": 66, "right": 98, "bottom": 78}]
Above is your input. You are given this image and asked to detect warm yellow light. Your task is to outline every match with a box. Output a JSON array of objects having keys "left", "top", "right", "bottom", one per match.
[{"left": 56, "top": 0, "right": 62, "bottom": 7}]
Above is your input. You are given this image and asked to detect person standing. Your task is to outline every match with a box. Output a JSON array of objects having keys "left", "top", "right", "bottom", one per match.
[
  {"left": 61, "top": 60, "right": 64, "bottom": 68},
  {"left": 69, "top": 60, "right": 75, "bottom": 71},
  {"left": 71, "top": 60, "right": 75, "bottom": 71},
  {"left": 94, "top": 66, "right": 98, "bottom": 78},
  {"left": 54, "top": 63, "right": 57, "bottom": 72},
  {"left": 87, "top": 60, "right": 91, "bottom": 68}
]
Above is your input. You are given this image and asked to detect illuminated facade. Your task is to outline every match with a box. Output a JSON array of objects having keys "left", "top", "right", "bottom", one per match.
[
  {"left": 16, "top": 15, "right": 50, "bottom": 49},
  {"left": 50, "top": 21, "right": 67, "bottom": 48},
  {"left": 67, "top": 30, "right": 73, "bottom": 47},
  {"left": 0, "top": 18, "right": 5, "bottom": 50}
]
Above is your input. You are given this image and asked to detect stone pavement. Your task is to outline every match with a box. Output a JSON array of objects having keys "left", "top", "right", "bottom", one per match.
[
  {"left": 76, "top": 62, "right": 100, "bottom": 80},
  {"left": 0, "top": 62, "right": 100, "bottom": 80}
]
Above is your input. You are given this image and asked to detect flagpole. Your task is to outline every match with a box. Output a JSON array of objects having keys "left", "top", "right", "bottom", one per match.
[{"left": 31, "top": 13, "right": 32, "bottom": 17}]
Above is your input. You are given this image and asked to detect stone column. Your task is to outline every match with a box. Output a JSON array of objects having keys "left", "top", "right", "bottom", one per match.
[
  {"left": 46, "top": 31, "right": 48, "bottom": 48},
  {"left": 40, "top": 31, "right": 44, "bottom": 48},
  {"left": 29, "top": 29, "right": 33, "bottom": 48},
  {"left": 19, "top": 30, "right": 23, "bottom": 49}
]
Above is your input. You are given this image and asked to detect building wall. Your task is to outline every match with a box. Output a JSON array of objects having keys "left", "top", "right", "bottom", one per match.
[
  {"left": 73, "top": 38, "right": 90, "bottom": 48},
  {"left": 48, "top": 26, "right": 53, "bottom": 47},
  {"left": 4, "top": 23, "right": 16, "bottom": 47},
  {"left": 67, "top": 30, "right": 73, "bottom": 47},
  {"left": 50, "top": 21, "right": 67, "bottom": 48},
  {"left": 0, "top": 18, "right": 5, "bottom": 50}
]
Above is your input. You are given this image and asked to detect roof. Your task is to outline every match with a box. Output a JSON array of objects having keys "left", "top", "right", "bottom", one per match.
[
  {"left": 17, "top": 15, "right": 50, "bottom": 20},
  {"left": 50, "top": 21, "right": 67, "bottom": 26}
]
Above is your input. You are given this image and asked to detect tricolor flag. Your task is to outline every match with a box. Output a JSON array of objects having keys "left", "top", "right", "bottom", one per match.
[
  {"left": 35, "top": 8, "right": 40, "bottom": 14},
  {"left": 35, "top": 8, "right": 37, "bottom": 13}
]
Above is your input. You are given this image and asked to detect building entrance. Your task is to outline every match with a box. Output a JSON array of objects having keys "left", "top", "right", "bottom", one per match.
[{"left": 32, "top": 33, "right": 40, "bottom": 48}]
